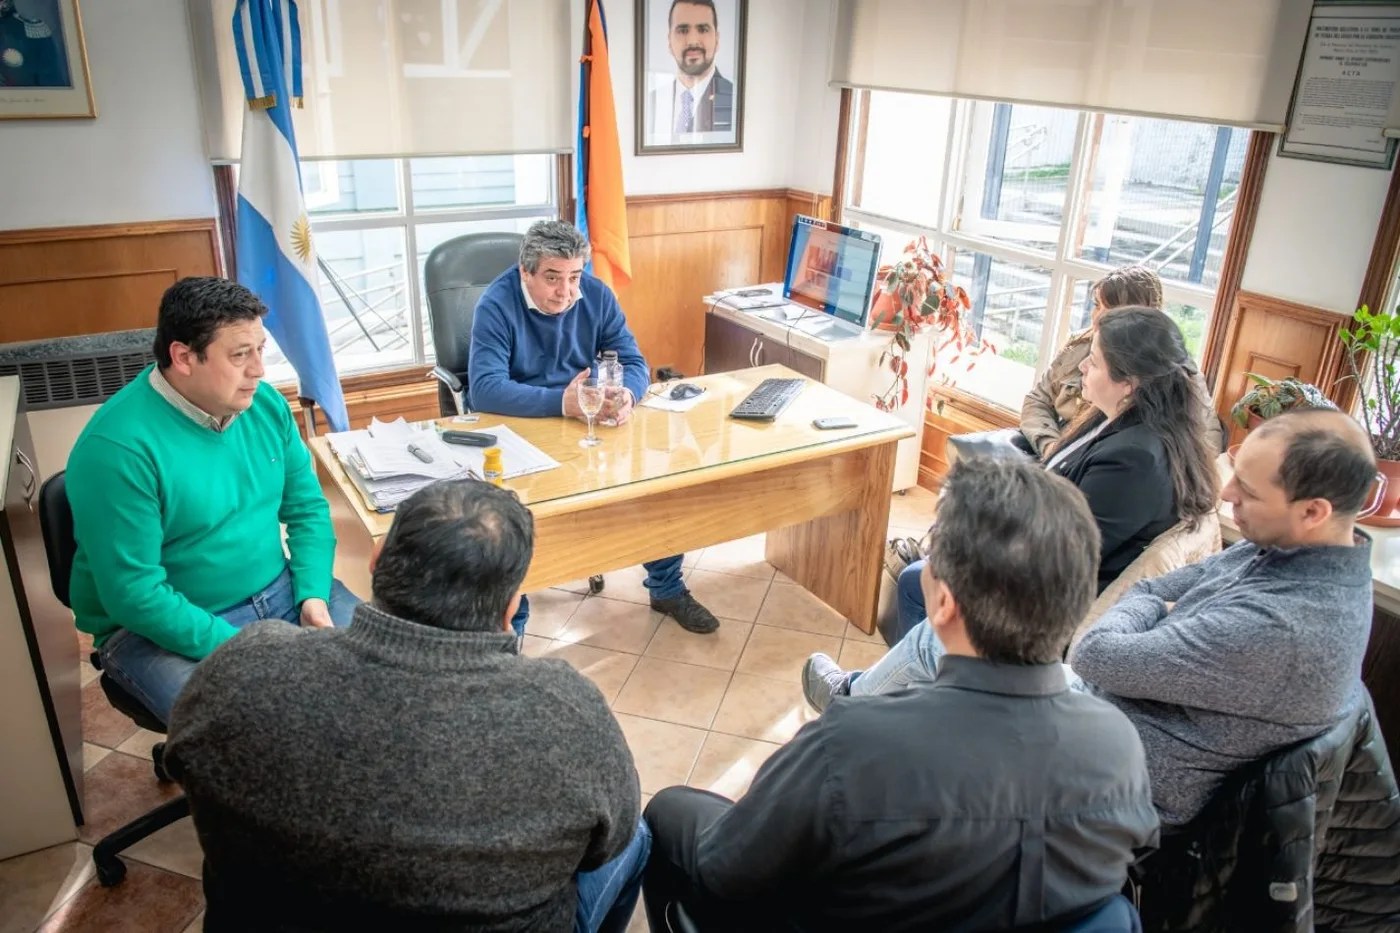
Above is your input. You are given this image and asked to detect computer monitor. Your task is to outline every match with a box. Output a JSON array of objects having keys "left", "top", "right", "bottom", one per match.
[{"left": 782, "top": 215, "right": 882, "bottom": 328}]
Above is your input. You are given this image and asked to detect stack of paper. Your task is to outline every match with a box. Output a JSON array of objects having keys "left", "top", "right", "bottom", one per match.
[
  {"left": 326, "top": 419, "right": 469, "bottom": 512},
  {"left": 325, "top": 418, "right": 561, "bottom": 513}
]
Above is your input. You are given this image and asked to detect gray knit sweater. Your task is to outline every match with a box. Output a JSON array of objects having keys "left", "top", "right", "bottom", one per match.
[
  {"left": 165, "top": 603, "right": 640, "bottom": 932},
  {"left": 1071, "top": 536, "right": 1373, "bottom": 827}
]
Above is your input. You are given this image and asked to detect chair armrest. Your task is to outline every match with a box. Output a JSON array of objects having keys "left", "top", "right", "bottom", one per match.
[{"left": 430, "top": 366, "right": 464, "bottom": 393}]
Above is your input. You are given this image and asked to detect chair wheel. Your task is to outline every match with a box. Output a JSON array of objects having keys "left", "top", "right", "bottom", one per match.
[
  {"left": 152, "top": 742, "right": 171, "bottom": 783},
  {"left": 588, "top": 575, "right": 605, "bottom": 595},
  {"left": 95, "top": 856, "right": 127, "bottom": 887}
]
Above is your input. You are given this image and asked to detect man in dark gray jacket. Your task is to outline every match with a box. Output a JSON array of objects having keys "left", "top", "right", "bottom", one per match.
[
  {"left": 643, "top": 457, "right": 1159, "bottom": 932},
  {"left": 166, "top": 479, "right": 647, "bottom": 933},
  {"left": 1073, "top": 409, "right": 1377, "bottom": 827}
]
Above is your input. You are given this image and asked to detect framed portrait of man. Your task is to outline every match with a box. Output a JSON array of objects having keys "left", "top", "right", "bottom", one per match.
[
  {"left": 0, "top": 0, "right": 94, "bottom": 119},
  {"left": 635, "top": 0, "right": 746, "bottom": 155}
]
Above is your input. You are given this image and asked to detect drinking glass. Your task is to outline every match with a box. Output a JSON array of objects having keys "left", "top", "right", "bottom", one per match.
[{"left": 578, "top": 377, "right": 604, "bottom": 448}]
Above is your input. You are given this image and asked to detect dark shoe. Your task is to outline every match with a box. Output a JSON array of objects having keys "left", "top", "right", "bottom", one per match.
[
  {"left": 802, "top": 653, "right": 852, "bottom": 712},
  {"left": 651, "top": 593, "right": 720, "bottom": 634}
]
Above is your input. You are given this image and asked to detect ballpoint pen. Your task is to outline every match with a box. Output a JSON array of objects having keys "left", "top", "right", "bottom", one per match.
[{"left": 407, "top": 441, "right": 434, "bottom": 463}]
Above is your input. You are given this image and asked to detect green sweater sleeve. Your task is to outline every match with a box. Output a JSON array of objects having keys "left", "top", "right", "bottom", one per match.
[
  {"left": 275, "top": 399, "right": 335, "bottom": 606},
  {"left": 67, "top": 437, "right": 238, "bottom": 660}
]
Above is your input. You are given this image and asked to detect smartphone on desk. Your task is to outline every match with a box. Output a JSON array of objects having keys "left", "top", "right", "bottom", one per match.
[{"left": 813, "top": 417, "right": 858, "bottom": 430}]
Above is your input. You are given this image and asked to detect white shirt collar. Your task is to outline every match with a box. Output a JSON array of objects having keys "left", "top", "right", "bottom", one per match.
[
  {"left": 149, "top": 367, "right": 237, "bottom": 432},
  {"left": 520, "top": 272, "right": 576, "bottom": 316}
]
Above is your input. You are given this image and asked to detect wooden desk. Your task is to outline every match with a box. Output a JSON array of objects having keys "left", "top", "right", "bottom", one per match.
[{"left": 312, "top": 365, "right": 915, "bottom": 633}]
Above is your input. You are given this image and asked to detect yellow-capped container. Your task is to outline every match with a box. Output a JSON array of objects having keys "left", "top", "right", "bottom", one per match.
[{"left": 482, "top": 447, "right": 504, "bottom": 486}]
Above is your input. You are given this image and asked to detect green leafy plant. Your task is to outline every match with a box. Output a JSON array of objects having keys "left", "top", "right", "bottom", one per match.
[
  {"left": 1338, "top": 304, "right": 1400, "bottom": 461},
  {"left": 1229, "top": 374, "right": 1335, "bottom": 429},
  {"left": 869, "top": 237, "right": 993, "bottom": 413}
]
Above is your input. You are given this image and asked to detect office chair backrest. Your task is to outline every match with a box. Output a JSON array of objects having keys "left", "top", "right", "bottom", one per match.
[
  {"left": 423, "top": 231, "right": 525, "bottom": 388},
  {"left": 38, "top": 471, "right": 74, "bottom": 609}
]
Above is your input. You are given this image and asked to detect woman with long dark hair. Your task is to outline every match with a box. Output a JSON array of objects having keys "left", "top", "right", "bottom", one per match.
[
  {"left": 1043, "top": 305, "right": 1219, "bottom": 585},
  {"left": 804, "top": 307, "right": 1219, "bottom": 706}
]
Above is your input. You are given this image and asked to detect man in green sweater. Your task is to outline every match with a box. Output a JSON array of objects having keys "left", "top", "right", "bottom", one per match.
[{"left": 66, "top": 277, "right": 359, "bottom": 723}]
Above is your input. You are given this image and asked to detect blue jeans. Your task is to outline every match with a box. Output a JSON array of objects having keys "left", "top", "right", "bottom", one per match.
[
  {"left": 575, "top": 818, "right": 651, "bottom": 933},
  {"left": 851, "top": 621, "right": 1088, "bottom": 697},
  {"left": 510, "top": 555, "right": 687, "bottom": 638},
  {"left": 98, "top": 567, "right": 361, "bottom": 724},
  {"left": 894, "top": 559, "right": 928, "bottom": 644}
]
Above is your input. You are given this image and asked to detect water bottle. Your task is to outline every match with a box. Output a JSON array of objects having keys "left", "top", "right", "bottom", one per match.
[{"left": 597, "top": 350, "right": 625, "bottom": 427}]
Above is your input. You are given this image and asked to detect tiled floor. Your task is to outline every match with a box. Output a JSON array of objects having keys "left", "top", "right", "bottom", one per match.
[{"left": 0, "top": 488, "right": 938, "bottom": 933}]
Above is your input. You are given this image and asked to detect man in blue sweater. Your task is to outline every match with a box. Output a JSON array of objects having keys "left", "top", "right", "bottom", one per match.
[{"left": 469, "top": 220, "right": 719, "bottom": 636}]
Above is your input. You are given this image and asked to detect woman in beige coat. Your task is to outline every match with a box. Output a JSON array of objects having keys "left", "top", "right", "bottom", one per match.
[{"left": 1019, "top": 265, "right": 1222, "bottom": 457}]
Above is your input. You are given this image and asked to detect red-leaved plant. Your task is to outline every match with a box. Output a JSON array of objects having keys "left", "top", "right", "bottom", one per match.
[{"left": 869, "top": 237, "right": 994, "bottom": 413}]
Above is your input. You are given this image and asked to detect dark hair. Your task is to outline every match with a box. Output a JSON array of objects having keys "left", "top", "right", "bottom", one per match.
[
  {"left": 1056, "top": 307, "right": 1218, "bottom": 526},
  {"left": 926, "top": 458, "right": 1101, "bottom": 664},
  {"left": 372, "top": 479, "right": 535, "bottom": 631},
  {"left": 1096, "top": 265, "right": 1163, "bottom": 311},
  {"left": 153, "top": 277, "right": 267, "bottom": 369},
  {"left": 669, "top": 0, "right": 717, "bottom": 29},
  {"left": 1254, "top": 409, "right": 1378, "bottom": 515}
]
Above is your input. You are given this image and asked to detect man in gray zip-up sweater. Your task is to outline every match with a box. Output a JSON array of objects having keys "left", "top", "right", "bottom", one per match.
[{"left": 1072, "top": 409, "right": 1376, "bottom": 827}]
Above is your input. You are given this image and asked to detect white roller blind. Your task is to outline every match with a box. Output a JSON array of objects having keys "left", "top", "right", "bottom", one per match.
[
  {"left": 829, "top": 0, "right": 1313, "bottom": 129},
  {"left": 188, "top": 0, "right": 575, "bottom": 162}
]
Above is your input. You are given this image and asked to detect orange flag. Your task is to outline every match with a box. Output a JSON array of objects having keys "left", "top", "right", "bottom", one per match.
[{"left": 578, "top": 0, "right": 631, "bottom": 290}]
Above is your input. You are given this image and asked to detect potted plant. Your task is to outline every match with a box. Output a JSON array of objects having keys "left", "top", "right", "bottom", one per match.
[
  {"left": 869, "top": 237, "right": 992, "bottom": 412},
  {"left": 1229, "top": 374, "right": 1335, "bottom": 430},
  {"left": 1338, "top": 303, "right": 1400, "bottom": 519}
]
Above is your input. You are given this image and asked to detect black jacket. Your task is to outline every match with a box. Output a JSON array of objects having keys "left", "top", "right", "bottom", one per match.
[
  {"left": 1049, "top": 410, "right": 1179, "bottom": 590},
  {"left": 677, "top": 658, "right": 1159, "bottom": 931},
  {"left": 1134, "top": 692, "right": 1400, "bottom": 932}
]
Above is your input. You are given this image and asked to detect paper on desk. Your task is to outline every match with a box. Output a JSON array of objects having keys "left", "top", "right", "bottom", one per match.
[
  {"left": 348, "top": 418, "right": 464, "bottom": 479},
  {"left": 640, "top": 388, "right": 706, "bottom": 413},
  {"left": 444, "top": 424, "right": 560, "bottom": 479},
  {"left": 325, "top": 423, "right": 477, "bottom": 513}
]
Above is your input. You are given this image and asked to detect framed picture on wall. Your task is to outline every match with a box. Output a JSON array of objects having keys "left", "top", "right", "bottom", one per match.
[
  {"left": 635, "top": 0, "right": 746, "bottom": 155},
  {"left": 0, "top": 0, "right": 95, "bottom": 120}
]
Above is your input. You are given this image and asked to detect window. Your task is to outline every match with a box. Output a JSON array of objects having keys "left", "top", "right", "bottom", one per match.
[
  {"left": 255, "top": 155, "right": 557, "bottom": 385},
  {"left": 845, "top": 92, "right": 1248, "bottom": 411}
]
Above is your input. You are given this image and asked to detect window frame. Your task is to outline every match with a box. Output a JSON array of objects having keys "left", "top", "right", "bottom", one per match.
[
  {"left": 841, "top": 91, "right": 1235, "bottom": 413},
  {"left": 217, "top": 154, "right": 563, "bottom": 385},
  {"left": 304, "top": 156, "right": 559, "bottom": 368}
]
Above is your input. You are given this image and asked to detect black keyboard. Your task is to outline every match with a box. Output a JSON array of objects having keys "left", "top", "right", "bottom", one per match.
[{"left": 729, "top": 378, "right": 805, "bottom": 421}]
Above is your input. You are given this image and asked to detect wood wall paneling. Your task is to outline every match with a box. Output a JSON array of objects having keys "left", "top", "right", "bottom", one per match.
[
  {"left": 0, "top": 220, "right": 220, "bottom": 344},
  {"left": 276, "top": 367, "right": 439, "bottom": 436},
  {"left": 619, "top": 188, "right": 823, "bottom": 378},
  {"left": 1212, "top": 290, "right": 1344, "bottom": 448},
  {"left": 918, "top": 390, "right": 1018, "bottom": 490}
]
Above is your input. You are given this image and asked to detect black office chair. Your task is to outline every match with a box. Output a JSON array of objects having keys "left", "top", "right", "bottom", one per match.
[
  {"left": 424, "top": 232, "right": 604, "bottom": 596},
  {"left": 423, "top": 231, "right": 526, "bottom": 418},
  {"left": 39, "top": 471, "right": 191, "bottom": 887}
]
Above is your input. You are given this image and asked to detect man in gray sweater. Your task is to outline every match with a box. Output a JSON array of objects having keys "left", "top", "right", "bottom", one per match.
[
  {"left": 1072, "top": 409, "right": 1377, "bottom": 826},
  {"left": 165, "top": 479, "right": 648, "bottom": 932}
]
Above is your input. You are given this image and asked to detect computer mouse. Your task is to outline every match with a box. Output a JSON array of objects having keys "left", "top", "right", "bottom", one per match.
[{"left": 670, "top": 383, "right": 704, "bottom": 400}]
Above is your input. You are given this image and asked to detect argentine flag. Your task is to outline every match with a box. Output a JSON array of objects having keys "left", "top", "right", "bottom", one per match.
[{"left": 232, "top": 0, "right": 348, "bottom": 432}]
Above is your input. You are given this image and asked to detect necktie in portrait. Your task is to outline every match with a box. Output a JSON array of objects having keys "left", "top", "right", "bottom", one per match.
[{"left": 675, "top": 89, "right": 693, "bottom": 135}]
